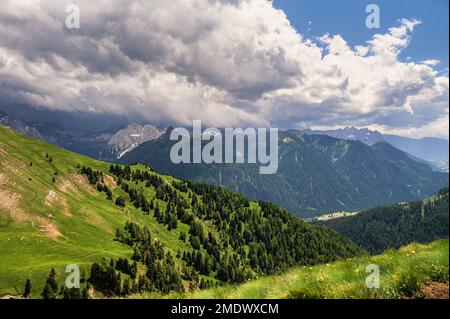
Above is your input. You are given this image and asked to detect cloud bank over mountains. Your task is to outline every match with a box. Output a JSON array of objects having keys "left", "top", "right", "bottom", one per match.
[{"left": 0, "top": 0, "right": 448, "bottom": 138}]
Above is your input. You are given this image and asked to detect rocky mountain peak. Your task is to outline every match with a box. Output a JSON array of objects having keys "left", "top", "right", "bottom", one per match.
[{"left": 106, "top": 123, "right": 164, "bottom": 159}]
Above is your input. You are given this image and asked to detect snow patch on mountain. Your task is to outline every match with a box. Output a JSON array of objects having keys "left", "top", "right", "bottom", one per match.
[{"left": 105, "top": 123, "right": 164, "bottom": 160}]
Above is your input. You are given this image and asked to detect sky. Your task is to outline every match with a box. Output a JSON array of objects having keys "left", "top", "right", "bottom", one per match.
[
  {"left": 0, "top": 0, "right": 448, "bottom": 139},
  {"left": 274, "top": 0, "right": 449, "bottom": 71}
]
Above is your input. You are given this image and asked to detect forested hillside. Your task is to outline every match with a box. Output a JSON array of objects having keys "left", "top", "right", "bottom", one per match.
[
  {"left": 0, "top": 126, "right": 361, "bottom": 298},
  {"left": 121, "top": 129, "right": 448, "bottom": 218},
  {"left": 316, "top": 189, "right": 449, "bottom": 254}
]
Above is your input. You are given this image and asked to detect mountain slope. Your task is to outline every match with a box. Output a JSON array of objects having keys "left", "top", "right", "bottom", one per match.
[
  {"left": 315, "top": 188, "right": 449, "bottom": 254},
  {"left": 383, "top": 134, "right": 449, "bottom": 162},
  {"left": 98, "top": 123, "right": 163, "bottom": 161},
  {"left": 0, "top": 126, "right": 361, "bottom": 298},
  {"left": 305, "top": 127, "right": 449, "bottom": 172},
  {"left": 121, "top": 129, "right": 449, "bottom": 218},
  {"left": 36, "top": 124, "right": 118, "bottom": 159}
]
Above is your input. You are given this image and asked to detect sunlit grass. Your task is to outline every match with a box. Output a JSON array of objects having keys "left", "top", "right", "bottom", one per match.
[{"left": 176, "top": 240, "right": 449, "bottom": 299}]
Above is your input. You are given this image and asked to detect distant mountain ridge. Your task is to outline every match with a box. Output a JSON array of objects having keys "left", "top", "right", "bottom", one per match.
[
  {"left": 121, "top": 128, "right": 449, "bottom": 218},
  {"left": 0, "top": 111, "right": 163, "bottom": 161},
  {"left": 0, "top": 111, "right": 55, "bottom": 144},
  {"left": 305, "top": 127, "right": 449, "bottom": 172},
  {"left": 304, "top": 127, "right": 384, "bottom": 145}
]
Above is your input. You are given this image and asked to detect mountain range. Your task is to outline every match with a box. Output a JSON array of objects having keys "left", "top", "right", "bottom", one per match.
[
  {"left": 3, "top": 110, "right": 447, "bottom": 171},
  {"left": 120, "top": 128, "right": 449, "bottom": 218},
  {"left": 304, "top": 127, "right": 449, "bottom": 172},
  {"left": 1, "top": 110, "right": 448, "bottom": 218}
]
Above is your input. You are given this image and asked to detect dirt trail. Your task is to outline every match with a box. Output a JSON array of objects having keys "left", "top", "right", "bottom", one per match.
[{"left": 0, "top": 173, "right": 25, "bottom": 219}]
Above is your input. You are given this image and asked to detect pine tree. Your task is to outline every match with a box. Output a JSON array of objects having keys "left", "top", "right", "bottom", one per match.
[
  {"left": 81, "top": 287, "right": 89, "bottom": 299},
  {"left": 115, "top": 196, "right": 126, "bottom": 207},
  {"left": 41, "top": 283, "right": 56, "bottom": 300},
  {"left": 80, "top": 269, "right": 86, "bottom": 284},
  {"left": 114, "top": 272, "right": 122, "bottom": 296},
  {"left": 138, "top": 276, "right": 151, "bottom": 293},
  {"left": 122, "top": 278, "right": 131, "bottom": 296},
  {"left": 130, "top": 261, "right": 138, "bottom": 279},
  {"left": 41, "top": 268, "right": 59, "bottom": 299},
  {"left": 23, "top": 279, "right": 32, "bottom": 298},
  {"left": 63, "top": 287, "right": 82, "bottom": 299},
  {"left": 47, "top": 268, "right": 58, "bottom": 291},
  {"left": 132, "top": 247, "right": 142, "bottom": 262}
]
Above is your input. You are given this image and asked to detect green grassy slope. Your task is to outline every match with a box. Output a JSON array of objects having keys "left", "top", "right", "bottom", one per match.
[
  {"left": 180, "top": 240, "right": 449, "bottom": 299},
  {"left": 0, "top": 126, "right": 194, "bottom": 297}
]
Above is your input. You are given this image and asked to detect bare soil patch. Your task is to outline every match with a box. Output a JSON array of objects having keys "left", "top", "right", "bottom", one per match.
[
  {"left": 0, "top": 173, "right": 8, "bottom": 186},
  {"left": 69, "top": 173, "right": 96, "bottom": 195},
  {"left": 1, "top": 180, "right": 62, "bottom": 238},
  {"left": 44, "top": 189, "right": 73, "bottom": 217},
  {"left": 104, "top": 174, "right": 117, "bottom": 190},
  {"left": 421, "top": 282, "right": 449, "bottom": 299},
  {"left": 45, "top": 190, "right": 58, "bottom": 206},
  {"left": 58, "top": 179, "right": 77, "bottom": 194},
  {"left": 35, "top": 216, "right": 62, "bottom": 239},
  {"left": 0, "top": 188, "right": 26, "bottom": 222}
]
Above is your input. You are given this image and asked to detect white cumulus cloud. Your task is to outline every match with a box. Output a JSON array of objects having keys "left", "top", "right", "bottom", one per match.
[{"left": 0, "top": 0, "right": 448, "bottom": 138}]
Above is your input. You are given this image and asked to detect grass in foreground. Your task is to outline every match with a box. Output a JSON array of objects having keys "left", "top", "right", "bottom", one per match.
[{"left": 167, "top": 240, "right": 449, "bottom": 299}]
